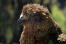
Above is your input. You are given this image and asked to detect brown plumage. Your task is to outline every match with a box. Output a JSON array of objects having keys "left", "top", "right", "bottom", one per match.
[{"left": 18, "top": 4, "right": 62, "bottom": 44}]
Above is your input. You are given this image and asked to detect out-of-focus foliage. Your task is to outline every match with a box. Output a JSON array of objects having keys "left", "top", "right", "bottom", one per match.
[
  {"left": 6, "top": 27, "right": 13, "bottom": 44},
  {"left": 51, "top": 5, "right": 66, "bottom": 33}
]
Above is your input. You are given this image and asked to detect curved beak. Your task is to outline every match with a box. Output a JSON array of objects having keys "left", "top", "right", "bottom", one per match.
[{"left": 17, "top": 17, "right": 24, "bottom": 25}]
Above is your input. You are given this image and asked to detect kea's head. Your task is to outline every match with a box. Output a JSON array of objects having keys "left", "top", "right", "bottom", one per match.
[{"left": 18, "top": 4, "right": 51, "bottom": 25}]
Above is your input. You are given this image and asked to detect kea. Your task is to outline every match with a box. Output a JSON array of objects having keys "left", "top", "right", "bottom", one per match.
[{"left": 17, "top": 4, "right": 65, "bottom": 44}]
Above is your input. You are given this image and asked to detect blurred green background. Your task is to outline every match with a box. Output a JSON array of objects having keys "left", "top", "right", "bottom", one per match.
[{"left": 0, "top": 0, "right": 66, "bottom": 44}]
